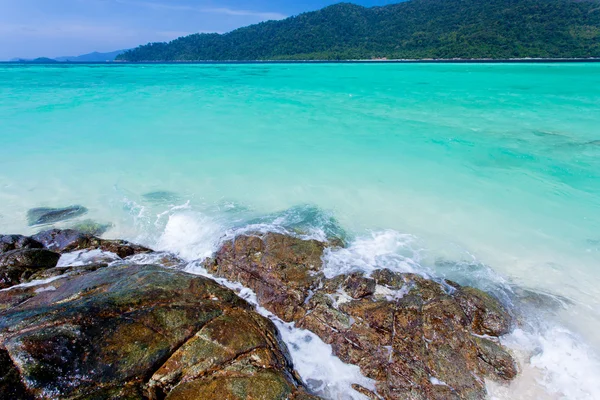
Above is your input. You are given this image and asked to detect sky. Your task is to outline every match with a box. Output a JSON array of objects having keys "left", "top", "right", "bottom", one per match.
[{"left": 0, "top": 0, "right": 399, "bottom": 60}]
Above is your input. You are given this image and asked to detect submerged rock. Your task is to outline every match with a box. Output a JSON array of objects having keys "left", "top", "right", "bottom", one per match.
[
  {"left": 0, "top": 264, "right": 318, "bottom": 399},
  {"left": 142, "top": 191, "right": 182, "bottom": 204},
  {"left": 69, "top": 219, "right": 113, "bottom": 236},
  {"left": 206, "top": 233, "right": 517, "bottom": 400},
  {"left": 0, "top": 249, "right": 60, "bottom": 289},
  {"left": 0, "top": 235, "right": 44, "bottom": 254},
  {"left": 27, "top": 205, "right": 88, "bottom": 226},
  {"left": 32, "top": 229, "right": 152, "bottom": 258}
]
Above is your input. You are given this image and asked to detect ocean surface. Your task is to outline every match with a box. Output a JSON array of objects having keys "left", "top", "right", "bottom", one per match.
[{"left": 1, "top": 63, "right": 599, "bottom": 399}]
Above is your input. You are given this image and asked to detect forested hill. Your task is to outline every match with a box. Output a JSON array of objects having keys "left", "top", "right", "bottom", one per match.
[{"left": 118, "top": 0, "right": 600, "bottom": 61}]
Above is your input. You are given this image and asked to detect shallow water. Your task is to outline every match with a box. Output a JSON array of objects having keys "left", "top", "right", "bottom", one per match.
[{"left": 1, "top": 63, "right": 600, "bottom": 399}]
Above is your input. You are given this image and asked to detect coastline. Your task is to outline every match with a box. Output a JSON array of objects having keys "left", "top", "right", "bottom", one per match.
[
  {"left": 0, "top": 228, "right": 518, "bottom": 399},
  {"left": 3, "top": 57, "right": 600, "bottom": 64}
]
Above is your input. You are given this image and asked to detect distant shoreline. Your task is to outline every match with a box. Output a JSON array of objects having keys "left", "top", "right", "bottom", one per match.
[{"left": 3, "top": 58, "right": 600, "bottom": 65}]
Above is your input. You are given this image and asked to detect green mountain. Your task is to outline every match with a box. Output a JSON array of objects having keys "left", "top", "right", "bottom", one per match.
[{"left": 118, "top": 0, "right": 600, "bottom": 61}]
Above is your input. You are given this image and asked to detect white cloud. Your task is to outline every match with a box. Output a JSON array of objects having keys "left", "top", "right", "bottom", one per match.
[
  {"left": 0, "top": 23, "right": 140, "bottom": 39},
  {"left": 115, "top": 0, "right": 286, "bottom": 20}
]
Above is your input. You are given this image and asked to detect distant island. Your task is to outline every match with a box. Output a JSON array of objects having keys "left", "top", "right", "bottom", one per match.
[
  {"left": 11, "top": 50, "right": 127, "bottom": 63},
  {"left": 118, "top": 0, "right": 600, "bottom": 62},
  {"left": 10, "top": 57, "right": 59, "bottom": 64},
  {"left": 55, "top": 50, "right": 127, "bottom": 62}
]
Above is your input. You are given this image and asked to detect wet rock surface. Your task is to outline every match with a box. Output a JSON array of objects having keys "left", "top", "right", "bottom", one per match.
[
  {"left": 0, "top": 264, "right": 318, "bottom": 400},
  {"left": 32, "top": 229, "right": 153, "bottom": 257},
  {"left": 0, "top": 235, "right": 44, "bottom": 254},
  {"left": 0, "top": 249, "right": 61, "bottom": 289},
  {"left": 26, "top": 205, "right": 88, "bottom": 226},
  {"left": 206, "top": 232, "right": 517, "bottom": 400},
  {"left": 0, "top": 228, "right": 518, "bottom": 400},
  {"left": 205, "top": 233, "right": 326, "bottom": 322}
]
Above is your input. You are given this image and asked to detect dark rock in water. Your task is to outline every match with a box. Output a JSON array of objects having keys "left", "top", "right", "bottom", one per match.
[
  {"left": 0, "top": 264, "right": 317, "bottom": 399},
  {"left": 246, "top": 205, "right": 348, "bottom": 246},
  {"left": 0, "top": 249, "right": 61, "bottom": 289},
  {"left": 206, "top": 233, "right": 517, "bottom": 400},
  {"left": 0, "top": 235, "right": 44, "bottom": 254},
  {"left": 142, "top": 191, "right": 181, "bottom": 204},
  {"left": 27, "top": 205, "right": 88, "bottom": 226},
  {"left": 69, "top": 219, "right": 113, "bottom": 236},
  {"left": 32, "top": 229, "right": 152, "bottom": 258}
]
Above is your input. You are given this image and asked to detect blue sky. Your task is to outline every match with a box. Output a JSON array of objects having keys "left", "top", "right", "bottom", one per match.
[{"left": 0, "top": 0, "right": 398, "bottom": 60}]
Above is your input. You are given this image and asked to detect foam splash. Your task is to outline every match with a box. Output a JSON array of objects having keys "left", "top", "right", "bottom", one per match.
[
  {"left": 322, "top": 230, "right": 424, "bottom": 279},
  {"left": 0, "top": 275, "right": 66, "bottom": 291},
  {"left": 156, "top": 211, "right": 223, "bottom": 261},
  {"left": 488, "top": 327, "right": 600, "bottom": 400},
  {"left": 57, "top": 249, "right": 120, "bottom": 267}
]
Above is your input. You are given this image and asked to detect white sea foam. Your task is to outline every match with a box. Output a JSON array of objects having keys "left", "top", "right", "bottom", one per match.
[
  {"left": 156, "top": 211, "right": 223, "bottom": 261},
  {"left": 57, "top": 249, "right": 121, "bottom": 267},
  {"left": 34, "top": 285, "right": 56, "bottom": 293},
  {"left": 322, "top": 230, "right": 424, "bottom": 278},
  {"left": 488, "top": 327, "right": 600, "bottom": 400},
  {"left": 0, "top": 275, "right": 66, "bottom": 291}
]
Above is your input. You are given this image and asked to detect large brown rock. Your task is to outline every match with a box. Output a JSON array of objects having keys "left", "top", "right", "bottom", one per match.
[
  {"left": 207, "top": 233, "right": 517, "bottom": 400},
  {"left": 0, "top": 249, "right": 61, "bottom": 289},
  {"left": 32, "top": 229, "right": 153, "bottom": 258},
  {"left": 0, "top": 264, "right": 318, "bottom": 400},
  {"left": 204, "top": 232, "right": 326, "bottom": 322}
]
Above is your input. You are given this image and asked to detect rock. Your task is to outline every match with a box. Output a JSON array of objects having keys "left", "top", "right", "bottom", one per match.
[
  {"left": 142, "top": 191, "right": 182, "bottom": 204},
  {"left": 27, "top": 205, "right": 88, "bottom": 226},
  {"left": 0, "top": 264, "right": 317, "bottom": 399},
  {"left": 27, "top": 263, "right": 108, "bottom": 283},
  {"left": 126, "top": 252, "right": 186, "bottom": 269},
  {"left": 0, "top": 235, "right": 44, "bottom": 254},
  {"left": 207, "top": 234, "right": 517, "bottom": 400},
  {"left": 0, "top": 249, "right": 61, "bottom": 289},
  {"left": 0, "top": 348, "right": 33, "bottom": 400},
  {"left": 343, "top": 273, "right": 376, "bottom": 299},
  {"left": 472, "top": 337, "right": 518, "bottom": 381},
  {"left": 69, "top": 219, "right": 113, "bottom": 236},
  {"left": 149, "top": 308, "right": 318, "bottom": 400},
  {"left": 204, "top": 232, "right": 326, "bottom": 322},
  {"left": 455, "top": 287, "right": 513, "bottom": 336},
  {"left": 32, "top": 229, "right": 152, "bottom": 258}
]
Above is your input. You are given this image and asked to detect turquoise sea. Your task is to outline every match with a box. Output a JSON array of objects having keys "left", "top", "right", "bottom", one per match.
[{"left": 1, "top": 63, "right": 600, "bottom": 399}]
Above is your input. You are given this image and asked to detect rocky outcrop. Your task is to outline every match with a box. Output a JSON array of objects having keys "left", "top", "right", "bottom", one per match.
[
  {"left": 205, "top": 233, "right": 326, "bottom": 322},
  {"left": 0, "top": 264, "right": 319, "bottom": 400},
  {"left": 205, "top": 232, "right": 517, "bottom": 400},
  {"left": 0, "top": 249, "right": 61, "bottom": 289},
  {"left": 0, "top": 235, "right": 44, "bottom": 254},
  {"left": 0, "top": 229, "right": 152, "bottom": 289},
  {"left": 32, "top": 229, "right": 153, "bottom": 258}
]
